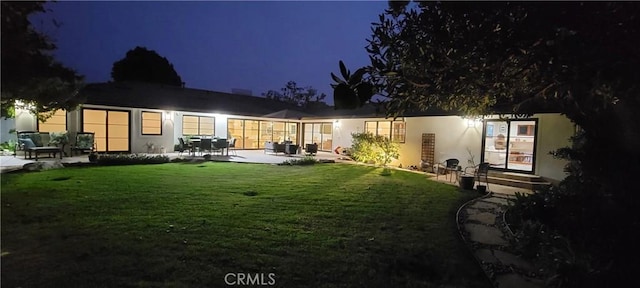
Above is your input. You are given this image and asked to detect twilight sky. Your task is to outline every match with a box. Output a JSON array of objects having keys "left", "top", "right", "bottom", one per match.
[{"left": 32, "top": 1, "right": 390, "bottom": 104}]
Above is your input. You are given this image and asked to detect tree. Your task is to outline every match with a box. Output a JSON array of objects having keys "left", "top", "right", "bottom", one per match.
[
  {"left": 111, "top": 46, "right": 183, "bottom": 86},
  {"left": 262, "top": 81, "right": 327, "bottom": 108},
  {"left": 332, "top": 2, "right": 640, "bottom": 286},
  {"left": 1, "top": 1, "right": 84, "bottom": 120}
]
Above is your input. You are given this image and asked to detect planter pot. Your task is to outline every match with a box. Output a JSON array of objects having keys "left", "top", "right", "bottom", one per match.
[
  {"left": 88, "top": 154, "right": 98, "bottom": 163},
  {"left": 459, "top": 175, "right": 475, "bottom": 190},
  {"left": 477, "top": 185, "right": 487, "bottom": 194}
]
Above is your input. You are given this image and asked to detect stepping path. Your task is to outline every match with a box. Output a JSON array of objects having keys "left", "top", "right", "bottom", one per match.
[{"left": 457, "top": 193, "right": 545, "bottom": 288}]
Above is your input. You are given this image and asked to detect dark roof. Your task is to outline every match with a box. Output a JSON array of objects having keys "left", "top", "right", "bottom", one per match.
[
  {"left": 262, "top": 109, "right": 317, "bottom": 120},
  {"left": 80, "top": 82, "right": 304, "bottom": 117}
]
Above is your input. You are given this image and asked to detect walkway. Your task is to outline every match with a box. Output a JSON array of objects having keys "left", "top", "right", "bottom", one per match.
[{"left": 457, "top": 191, "right": 545, "bottom": 288}]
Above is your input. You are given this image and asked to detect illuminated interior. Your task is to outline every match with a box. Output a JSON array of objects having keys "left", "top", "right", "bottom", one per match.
[
  {"left": 227, "top": 119, "right": 298, "bottom": 149},
  {"left": 182, "top": 115, "right": 214, "bottom": 136},
  {"left": 303, "top": 122, "right": 332, "bottom": 151},
  {"left": 141, "top": 111, "right": 162, "bottom": 135},
  {"left": 83, "top": 109, "right": 130, "bottom": 152},
  {"left": 38, "top": 109, "right": 67, "bottom": 133},
  {"left": 482, "top": 120, "right": 536, "bottom": 172},
  {"left": 365, "top": 120, "right": 406, "bottom": 143}
]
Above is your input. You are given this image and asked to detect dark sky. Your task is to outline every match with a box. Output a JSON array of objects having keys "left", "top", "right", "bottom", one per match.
[{"left": 32, "top": 1, "right": 389, "bottom": 104}]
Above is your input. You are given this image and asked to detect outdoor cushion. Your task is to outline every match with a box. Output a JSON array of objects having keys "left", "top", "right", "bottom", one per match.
[
  {"left": 18, "top": 138, "right": 36, "bottom": 149},
  {"left": 75, "top": 134, "right": 94, "bottom": 149}
]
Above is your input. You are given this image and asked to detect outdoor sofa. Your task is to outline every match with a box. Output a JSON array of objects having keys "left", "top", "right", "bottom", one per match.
[{"left": 17, "top": 131, "right": 62, "bottom": 160}]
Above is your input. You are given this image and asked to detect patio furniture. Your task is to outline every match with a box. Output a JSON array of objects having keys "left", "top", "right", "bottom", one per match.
[
  {"left": 264, "top": 141, "right": 286, "bottom": 155},
  {"left": 465, "top": 162, "right": 491, "bottom": 192},
  {"left": 285, "top": 143, "right": 299, "bottom": 155},
  {"left": 177, "top": 138, "right": 191, "bottom": 155},
  {"left": 305, "top": 143, "right": 318, "bottom": 156},
  {"left": 71, "top": 132, "right": 96, "bottom": 156},
  {"left": 228, "top": 138, "right": 237, "bottom": 155},
  {"left": 17, "top": 131, "right": 62, "bottom": 160},
  {"left": 199, "top": 138, "right": 213, "bottom": 155},
  {"left": 212, "top": 138, "right": 228, "bottom": 156},
  {"left": 435, "top": 158, "right": 460, "bottom": 182}
]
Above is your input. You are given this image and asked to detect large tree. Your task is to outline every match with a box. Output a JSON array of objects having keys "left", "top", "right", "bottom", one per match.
[
  {"left": 332, "top": 2, "right": 640, "bottom": 286},
  {"left": 111, "top": 46, "right": 183, "bottom": 86},
  {"left": 1, "top": 1, "right": 84, "bottom": 120},
  {"left": 262, "top": 81, "right": 327, "bottom": 108}
]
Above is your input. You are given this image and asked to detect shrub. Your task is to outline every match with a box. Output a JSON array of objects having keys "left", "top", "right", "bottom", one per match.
[
  {"left": 350, "top": 132, "right": 399, "bottom": 166},
  {"left": 1, "top": 140, "right": 17, "bottom": 153},
  {"left": 96, "top": 154, "right": 170, "bottom": 166},
  {"left": 279, "top": 156, "right": 318, "bottom": 166}
]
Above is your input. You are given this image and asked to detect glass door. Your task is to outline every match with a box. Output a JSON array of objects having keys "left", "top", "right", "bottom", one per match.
[
  {"left": 506, "top": 120, "right": 536, "bottom": 171},
  {"left": 482, "top": 119, "right": 537, "bottom": 173},
  {"left": 482, "top": 120, "right": 509, "bottom": 169}
]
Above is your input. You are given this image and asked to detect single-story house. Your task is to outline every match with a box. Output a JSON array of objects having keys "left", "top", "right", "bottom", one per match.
[{"left": 4, "top": 81, "right": 575, "bottom": 185}]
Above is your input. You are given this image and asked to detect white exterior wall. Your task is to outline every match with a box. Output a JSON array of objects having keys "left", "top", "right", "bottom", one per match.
[
  {"left": 15, "top": 108, "right": 37, "bottom": 132},
  {"left": 1, "top": 117, "right": 17, "bottom": 141},
  {"left": 332, "top": 113, "right": 574, "bottom": 182},
  {"left": 533, "top": 113, "right": 574, "bottom": 182}
]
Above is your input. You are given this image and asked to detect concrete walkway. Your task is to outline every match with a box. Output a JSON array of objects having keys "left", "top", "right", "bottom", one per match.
[{"left": 457, "top": 192, "right": 545, "bottom": 288}]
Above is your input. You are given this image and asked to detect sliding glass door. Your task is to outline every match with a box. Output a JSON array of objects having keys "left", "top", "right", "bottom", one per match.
[
  {"left": 482, "top": 119, "right": 537, "bottom": 173},
  {"left": 82, "top": 108, "right": 130, "bottom": 152}
]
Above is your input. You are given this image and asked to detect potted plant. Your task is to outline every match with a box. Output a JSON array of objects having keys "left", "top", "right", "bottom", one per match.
[
  {"left": 88, "top": 152, "right": 98, "bottom": 163},
  {"left": 477, "top": 184, "right": 487, "bottom": 194},
  {"left": 144, "top": 142, "right": 155, "bottom": 154}
]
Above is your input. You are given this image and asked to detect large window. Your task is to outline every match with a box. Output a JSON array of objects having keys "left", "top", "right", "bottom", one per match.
[
  {"left": 83, "top": 108, "right": 130, "bottom": 152},
  {"left": 38, "top": 109, "right": 67, "bottom": 133},
  {"left": 482, "top": 119, "right": 538, "bottom": 172},
  {"left": 303, "top": 122, "right": 332, "bottom": 151},
  {"left": 364, "top": 120, "right": 406, "bottom": 143},
  {"left": 182, "top": 115, "right": 214, "bottom": 136},
  {"left": 227, "top": 119, "right": 299, "bottom": 149},
  {"left": 141, "top": 111, "right": 162, "bottom": 135}
]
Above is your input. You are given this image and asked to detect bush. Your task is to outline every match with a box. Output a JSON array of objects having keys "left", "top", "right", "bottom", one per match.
[
  {"left": 350, "top": 132, "right": 399, "bottom": 166},
  {"left": 279, "top": 156, "right": 318, "bottom": 166},
  {"left": 96, "top": 154, "right": 170, "bottom": 166},
  {"left": 1, "top": 140, "right": 17, "bottom": 153}
]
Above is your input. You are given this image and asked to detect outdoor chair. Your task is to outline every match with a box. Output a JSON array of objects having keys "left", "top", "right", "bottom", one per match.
[
  {"left": 177, "top": 138, "right": 190, "bottom": 155},
  {"left": 71, "top": 132, "right": 96, "bottom": 156},
  {"left": 212, "top": 138, "right": 228, "bottom": 155},
  {"left": 435, "top": 158, "right": 460, "bottom": 182},
  {"left": 17, "top": 131, "right": 63, "bottom": 160},
  {"left": 305, "top": 143, "right": 318, "bottom": 155},
  {"left": 199, "top": 138, "right": 212, "bottom": 155},
  {"left": 228, "top": 138, "right": 237, "bottom": 155},
  {"left": 465, "top": 162, "right": 491, "bottom": 192}
]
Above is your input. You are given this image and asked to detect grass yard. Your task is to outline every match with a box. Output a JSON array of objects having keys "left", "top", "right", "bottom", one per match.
[{"left": 1, "top": 162, "right": 489, "bottom": 287}]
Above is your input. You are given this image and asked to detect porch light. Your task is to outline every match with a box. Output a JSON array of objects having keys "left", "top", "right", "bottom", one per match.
[
  {"left": 164, "top": 111, "right": 173, "bottom": 120},
  {"left": 467, "top": 119, "right": 476, "bottom": 127},
  {"left": 334, "top": 120, "right": 341, "bottom": 128}
]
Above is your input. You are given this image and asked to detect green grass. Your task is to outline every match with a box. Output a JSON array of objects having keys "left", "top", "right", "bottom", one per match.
[{"left": 1, "top": 162, "right": 489, "bottom": 287}]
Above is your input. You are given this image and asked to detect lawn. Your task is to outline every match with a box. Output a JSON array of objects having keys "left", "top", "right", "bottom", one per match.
[{"left": 1, "top": 162, "right": 489, "bottom": 287}]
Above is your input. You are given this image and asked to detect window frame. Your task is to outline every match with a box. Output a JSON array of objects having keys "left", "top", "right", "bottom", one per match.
[
  {"left": 141, "top": 111, "right": 163, "bottom": 136},
  {"left": 182, "top": 115, "right": 215, "bottom": 136},
  {"left": 364, "top": 120, "right": 406, "bottom": 143},
  {"left": 37, "top": 109, "right": 68, "bottom": 133}
]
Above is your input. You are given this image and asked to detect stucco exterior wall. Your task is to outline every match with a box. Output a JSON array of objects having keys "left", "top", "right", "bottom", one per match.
[{"left": 533, "top": 113, "right": 574, "bottom": 182}]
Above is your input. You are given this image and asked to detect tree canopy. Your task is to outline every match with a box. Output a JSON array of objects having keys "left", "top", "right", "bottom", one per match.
[
  {"left": 1, "top": 1, "right": 84, "bottom": 119},
  {"left": 262, "top": 81, "right": 327, "bottom": 108},
  {"left": 334, "top": 1, "right": 639, "bottom": 122},
  {"left": 111, "top": 46, "right": 183, "bottom": 86}
]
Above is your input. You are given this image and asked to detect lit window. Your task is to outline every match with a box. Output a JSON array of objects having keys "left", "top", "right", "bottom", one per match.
[
  {"left": 38, "top": 109, "right": 66, "bottom": 133},
  {"left": 182, "top": 115, "right": 215, "bottom": 136},
  {"left": 364, "top": 120, "right": 406, "bottom": 143},
  {"left": 141, "top": 111, "right": 162, "bottom": 135}
]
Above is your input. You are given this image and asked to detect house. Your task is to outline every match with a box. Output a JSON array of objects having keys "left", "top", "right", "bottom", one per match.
[{"left": 5, "top": 81, "right": 575, "bottom": 185}]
